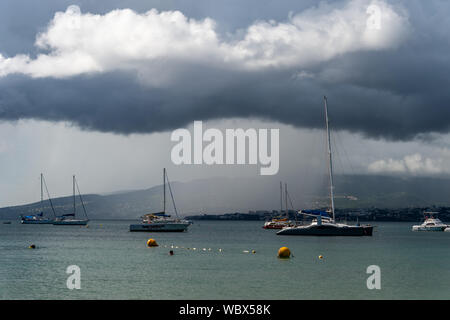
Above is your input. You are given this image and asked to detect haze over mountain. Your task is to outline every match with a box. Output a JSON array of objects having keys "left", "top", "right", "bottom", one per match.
[
  {"left": 1, "top": 1, "right": 450, "bottom": 208},
  {"left": 2, "top": 174, "right": 450, "bottom": 220}
]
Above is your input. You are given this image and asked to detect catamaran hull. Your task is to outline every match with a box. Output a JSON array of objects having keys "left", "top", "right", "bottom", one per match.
[
  {"left": 277, "top": 225, "right": 373, "bottom": 236},
  {"left": 21, "top": 220, "right": 54, "bottom": 224},
  {"left": 53, "top": 220, "right": 89, "bottom": 226},
  {"left": 129, "top": 223, "right": 189, "bottom": 232}
]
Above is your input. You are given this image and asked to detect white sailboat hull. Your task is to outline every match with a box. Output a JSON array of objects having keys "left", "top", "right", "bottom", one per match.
[
  {"left": 21, "top": 219, "right": 54, "bottom": 224},
  {"left": 130, "top": 222, "right": 189, "bottom": 232},
  {"left": 53, "top": 219, "right": 89, "bottom": 226}
]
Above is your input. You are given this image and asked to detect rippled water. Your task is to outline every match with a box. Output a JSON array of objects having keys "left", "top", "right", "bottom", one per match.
[{"left": 1, "top": 220, "right": 449, "bottom": 299}]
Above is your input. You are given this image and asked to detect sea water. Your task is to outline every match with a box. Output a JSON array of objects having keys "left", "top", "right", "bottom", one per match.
[{"left": 0, "top": 220, "right": 449, "bottom": 299}]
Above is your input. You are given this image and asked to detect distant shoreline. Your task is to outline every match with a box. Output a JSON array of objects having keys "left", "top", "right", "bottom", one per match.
[{"left": 186, "top": 207, "right": 450, "bottom": 223}]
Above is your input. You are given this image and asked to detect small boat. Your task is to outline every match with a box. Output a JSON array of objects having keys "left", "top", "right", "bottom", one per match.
[
  {"left": 263, "top": 183, "right": 293, "bottom": 229},
  {"left": 277, "top": 96, "right": 373, "bottom": 237},
  {"left": 130, "top": 168, "right": 190, "bottom": 232},
  {"left": 412, "top": 212, "right": 448, "bottom": 231},
  {"left": 263, "top": 218, "right": 292, "bottom": 230},
  {"left": 21, "top": 173, "right": 55, "bottom": 224},
  {"left": 130, "top": 212, "right": 190, "bottom": 232},
  {"left": 53, "top": 175, "right": 89, "bottom": 226},
  {"left": 3, "top": 221, "right": 11, "bottom": 224}
]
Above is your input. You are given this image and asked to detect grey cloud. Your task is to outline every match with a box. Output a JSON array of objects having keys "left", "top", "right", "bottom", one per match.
[{"left": 0, "top": 0, "right": 449, "bottom": 140}]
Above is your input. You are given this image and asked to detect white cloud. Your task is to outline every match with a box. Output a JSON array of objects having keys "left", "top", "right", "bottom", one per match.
[
  {"left": 0, "top": 0, "right": 409, "bottom": 80},
  {"left": 368, "top": 153, "right": 448, "bottom": 175}
]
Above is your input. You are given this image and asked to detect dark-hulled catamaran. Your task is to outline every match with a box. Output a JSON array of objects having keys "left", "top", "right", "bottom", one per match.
[{"left": 277, "top": 96, "right": 373, "bottom": 236}]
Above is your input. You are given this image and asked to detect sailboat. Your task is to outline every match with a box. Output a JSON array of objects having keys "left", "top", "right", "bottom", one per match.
[
  {"left": 263, "top": 182, "right": 293, "bottom": 229},
  {"left": 130, "top": 168, "right": 190, "bottom": 232},
  {"left": 20, "top": 173, "right": 55, "bottom": 224},
  {"left": 53, "top": 175, "right": 89, "bottom": 226},
  {"left": 277, "top": 96, "right": 373, "bottom": 236}
]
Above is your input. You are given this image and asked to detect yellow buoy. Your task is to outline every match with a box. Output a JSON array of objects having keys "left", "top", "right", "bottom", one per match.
[
  {"left": 252, "top": 250, "right": 256, "bottom": 254},
  {"left": 319, "top": 255, "right": 324, "bottom": 260},
  {"left": 146, "top": 239, "right": 158, "bottom": 247},
  {"left": 29, "top": 244, "right": 36, "bottom": 249},
  {"left": 278, "top": 247, "right": 291, "bottom": 259}
]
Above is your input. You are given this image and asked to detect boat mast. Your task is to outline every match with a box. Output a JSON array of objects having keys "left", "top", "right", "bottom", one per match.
[
  {"left": 74, "top": 176, "right": 89, "bottom": 219},
  {"left": 324, "top": 96, "right": 335, "bottom": 221},
  {"left": 40, "top": 173, "right": 43, "bottom": 212},
  {"left": 163, "top": 168, "right": 166, "bottom": 214},
  {"left": 73, "top": 175, "right": 76, "bottom": 215},
  {"left": 280, "top": 182, "right": 283, "bottom": 216},
  {"left": 285, "top": 183, "right": 288, "bottom": 217}
]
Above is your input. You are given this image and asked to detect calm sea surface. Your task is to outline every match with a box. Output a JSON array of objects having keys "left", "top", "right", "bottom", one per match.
[{"left": 0, "top": 220, "right": 449, "bottom": 299}]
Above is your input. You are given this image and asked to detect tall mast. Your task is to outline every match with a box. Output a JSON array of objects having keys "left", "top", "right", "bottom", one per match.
[
  {"left": 285, "top": 183, "right": 288, "bottom": 217},
  {"left": 40, "top": 173, "right": 43, "bottom": 212},
  {"left": 280, "top": 182, "right": 283, "bottom": 215},
  {"left": 73, "top": 175, "right": 76, "bottom": 214},
  {"left": 324, "top": 96, "right": 335, "bottom": 221},
  {"left": 163, "top": 168, "right": 166, "bottom": 213}
]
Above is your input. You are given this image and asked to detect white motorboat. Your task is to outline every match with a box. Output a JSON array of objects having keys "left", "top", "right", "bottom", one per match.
[
  {"left": 412, "top": 212, "right": 448, "bottom": 231},
  {"left": 130, "top": 168, "right": 190, "bottom": 232},
  {"left": 277, "top": 96, "right": 373, "bottom": 237}
]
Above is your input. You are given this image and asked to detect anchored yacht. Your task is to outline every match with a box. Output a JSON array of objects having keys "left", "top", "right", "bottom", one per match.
[
  {"left": 277, "top": 96, "right": 373, "bottom": 237},
  {"left": 263, "top": 182, "right": 293, "bottom": 229},
  {"left": 130, "top": 168, "right": 190, "bottom": 232},
  {"left": 412, "top": 212, "right": 448, "bottom": 231},
  {"left": 53, "top": 175, "right": 89, "bottom": 226},
  {"left": 21, "top": 173, "right": 55, "bottom": 224}
]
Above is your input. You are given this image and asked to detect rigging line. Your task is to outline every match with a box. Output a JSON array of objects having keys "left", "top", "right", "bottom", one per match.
[
  {"left": 165, "top": 171, "right": 179, "bottom": 218},
  {"left": 42, "top": 175, "right": 57, "bottom": 217},
  {"left": 286, "top": 189, "right": 296, "bottom": 219},
  {"left": 335, "top": 130, "right": 356, "bottom": 176},
  {"left": 331, "top": 128, "right": 346, "bottom": 176},
  {"left": 287, "top": 190, "right": 295, "bottom": 211},
  {"left": 74, "top": 177, "right": 88, "bottom": 219}
]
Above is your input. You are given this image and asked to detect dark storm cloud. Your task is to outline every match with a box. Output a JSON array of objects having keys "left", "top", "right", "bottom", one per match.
[{"left": 0, "top": 0, "right": 449, "bottom": 140}]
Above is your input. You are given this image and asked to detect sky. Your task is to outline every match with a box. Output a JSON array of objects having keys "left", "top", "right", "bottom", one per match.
[{"left": 1, "top": 0, "right": 450, "bottom": 207}]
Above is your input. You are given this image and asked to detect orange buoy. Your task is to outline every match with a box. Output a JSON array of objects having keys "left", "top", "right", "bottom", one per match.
[
  {"left": 147, "top": 239, "right": 158, "bottom": 247},
  {"left": 278, "top": 247, "right": 291, "bottom": 259}
]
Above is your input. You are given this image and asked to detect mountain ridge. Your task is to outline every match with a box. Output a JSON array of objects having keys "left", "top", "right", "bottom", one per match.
[{"left": 1, "top": 174, "right": 450, "bottom": 220}]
